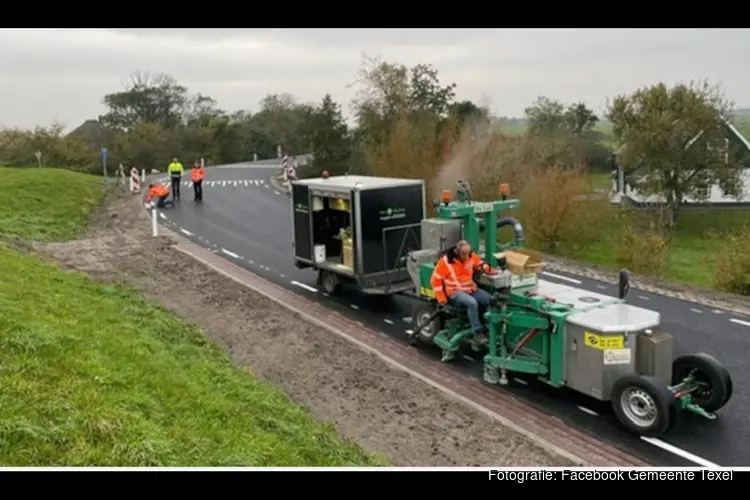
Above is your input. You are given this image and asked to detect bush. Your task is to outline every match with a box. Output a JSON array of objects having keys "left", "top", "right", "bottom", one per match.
[
  {"left": 714, "top": 226, "right": 750, "bottom": 296},
  {"left": 614, "top": 225, "right": 669, "bottom": 276}
]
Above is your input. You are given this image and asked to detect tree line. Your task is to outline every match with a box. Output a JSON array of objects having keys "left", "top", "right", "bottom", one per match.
[{"left": 2, "top": 56, "right": 749, "bottom": 294}]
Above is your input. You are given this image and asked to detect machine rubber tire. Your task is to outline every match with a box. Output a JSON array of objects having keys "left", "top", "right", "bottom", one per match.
[
  {"left": 320, "top": 271, "right": 341, "bottom": 295},
  {"left": 411, "top": 302, "right": 443, "bottom": 345},
  {"left": 611, "top": 373, "right": 677, "bottom": 437},
  {"left": 672, "top": 352, "right": 732, "bottom": 412}
]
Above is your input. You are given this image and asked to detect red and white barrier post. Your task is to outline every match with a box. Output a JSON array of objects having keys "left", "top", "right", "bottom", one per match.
[
  {"left": 282, "top": 154, "right": 289, "bottom": 181},
  {"left": 130, "top": 167, "right": 141, "bottom": 193}
]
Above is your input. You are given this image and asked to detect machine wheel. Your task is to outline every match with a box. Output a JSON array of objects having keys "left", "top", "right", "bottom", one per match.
[
  {"left": 320, "top": 271, "right": 341, "bottom": 295},
  {"left": 411, "top": 302, "right": 443, "bottom": 345},
  {"left": 611, "top": 374, "right": 677, "bottom": 437},
  {"left": 672, "top": 352, "right": 732, "bottom": 412}
]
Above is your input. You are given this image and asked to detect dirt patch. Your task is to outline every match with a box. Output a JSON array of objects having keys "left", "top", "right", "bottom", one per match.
[{"left": 30, "top": 188, "right": 573, "bottom": 467}]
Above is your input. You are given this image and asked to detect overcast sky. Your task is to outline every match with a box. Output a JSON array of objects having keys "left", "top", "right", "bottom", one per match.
[{"left": 1, "top": 28, "right": 749, "bottom": 130}]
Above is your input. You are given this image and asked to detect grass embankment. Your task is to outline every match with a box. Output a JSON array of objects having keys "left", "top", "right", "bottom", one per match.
[
  {"left": 0, "top": 167, "right": 380, "bottom": 466},
  {"left": 557, "top": 208, "right": 750, "bottom": 289},
  {"left": 0, "top": 167, "right": 106, "bottom": 241}
]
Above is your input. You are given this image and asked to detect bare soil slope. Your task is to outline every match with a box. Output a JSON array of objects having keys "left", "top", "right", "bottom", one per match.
[{"left": 34, "top": 189, "right": 573, "bottom": 466}]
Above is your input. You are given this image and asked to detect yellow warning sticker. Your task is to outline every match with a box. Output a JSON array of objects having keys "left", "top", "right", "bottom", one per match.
[{"left": 584, "top": 332, "right": 624, "bottom": 350}]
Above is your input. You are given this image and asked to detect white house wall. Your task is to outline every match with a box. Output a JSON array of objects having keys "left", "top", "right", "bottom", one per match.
[{"left": 622, "top": 169, "right": 750, "bottom": 204}]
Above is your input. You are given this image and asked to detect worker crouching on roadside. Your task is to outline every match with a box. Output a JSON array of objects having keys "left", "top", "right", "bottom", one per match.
[
  {"left": 191, "top": 161, "right": 205, "bottom": 201},
  {"left": 145, "top": 183, "right": 173, "bottom": 208},
  {"left": 430, "top": 240, "right": 496, "bottom": 345}
]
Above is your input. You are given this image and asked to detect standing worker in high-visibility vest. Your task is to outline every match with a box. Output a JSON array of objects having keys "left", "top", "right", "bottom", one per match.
[
  {"left": 167, "top": 157, "right": 184, "bottom": 201},
  {"left": 191, "top": 160, "right": 205, "bottom": 202}
]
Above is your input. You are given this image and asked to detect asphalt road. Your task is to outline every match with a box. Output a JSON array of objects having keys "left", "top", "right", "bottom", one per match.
[{"left": 152, "top": 164, "right": 750, "bottom": 467}]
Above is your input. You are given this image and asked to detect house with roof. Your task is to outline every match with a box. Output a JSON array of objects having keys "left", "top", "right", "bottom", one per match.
[{"left": 610, "top": 118, "right": 750, "bottom": 207}]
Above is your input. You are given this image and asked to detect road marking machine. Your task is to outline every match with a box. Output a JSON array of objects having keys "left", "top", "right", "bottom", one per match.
[{"left": 290, "top": 174, "right": 733, "bottom": 437}]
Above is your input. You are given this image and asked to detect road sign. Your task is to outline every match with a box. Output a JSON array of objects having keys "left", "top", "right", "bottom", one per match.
[{"left": 101, "top": 147, "right": 108, "bottom": 162}]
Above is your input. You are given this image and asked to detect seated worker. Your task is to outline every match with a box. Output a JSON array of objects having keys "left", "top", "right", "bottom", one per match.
[
  {"left": 430, "top": 240, "right": 496, "bottom": 344},
  {"left": 145, "top": 183, "right": 173, "bottom": 208}
]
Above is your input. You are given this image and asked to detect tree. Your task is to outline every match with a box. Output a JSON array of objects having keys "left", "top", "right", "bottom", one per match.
[
  {"left": 306, "top": 95, "right": 352, "bottom": 176},
  {"left": 524, "top": 97, "right": 598, "bottom": 138},
  {"left": 607, "top": 81, "right": 744, "bottom": 228},
  {"left": 100, "top": 72, "right": 189, "bottom": 131}
]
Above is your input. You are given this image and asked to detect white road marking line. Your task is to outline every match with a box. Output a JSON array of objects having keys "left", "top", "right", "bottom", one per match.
[
  {"left": 690, "top": 308, "right": 703, "bottom": 314},
  {"left": 637, "top": 295, "right": 650, "bottom": 300},
  {"left": 265, "top": 184, "right": 270, "bottom": 188},
  {"left": 596, "top": 285, "right": 607, "bottom": 290},
  {"left": 188, "top": 182, "right": 193, "bottom": 188},
  {"left": 280, "top": 274, "right": 285, "bottom": 278},
  {"left": 403, "top": 316, "right": 412, "bottom": 323},
  {"left": 540, "top": 271, "right": 582, "bottom": 284},
  {"left": 350, "top": 304, "right": 360, "bottom": 310},
  {"left": 730, "top": 318, "right": 750, "bottom": 327},
  {"left": 576, "top": 405, "right": 598, "bottom": 416},
  {"left": 275, "top": 191, "right": 280, "bottom": 195},
  {"left": 384, "top": 319, "right": 394, "bottom": 325},
  {"left": 291, "top": 281, "right": 318, "bottom": 293},
  {"left": 244, "top": 180, "right": 249, "bottom": 186},
  {"left": 322, "top": 292, "right": 329, "bottom": 297},
  {"left": 222, "top": 181, "right": 226, "bottom": 187},
  {"left": 640, "top": 437, "right": 720, "bottom": 467},
  {"left": 180, "top": 228, "right": 193, "bottom": 236},
  {"left": 246, "top": 260, "right": 254, "bottom": 264},
  {"left": 159, "top": 212, "right": 166, "bottom": 220},
  {"left": 512, "top": 378, "right": 528, "bottom": 385},
  {"left": 405, "top": 329, "right": 414, "bottom": 335},
  {"left": 461, "top": 355, "right": 475, "bottom": 362},
  {"left": 712, "top": 310, "right": 723, "bottom": 314},
  {"left": 220, "top": 248, "right": 241, "bottom": 259}
]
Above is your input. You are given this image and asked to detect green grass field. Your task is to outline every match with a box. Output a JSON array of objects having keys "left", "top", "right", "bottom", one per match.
[
  {"left": 0, "top": 167, "right": 106, "bottom": 241},
  {"left": 558, "top": 208, "right": 750, "bottom": 289},
  {"left": 0, "top": 167, "right": 381, "bottom": 466}
]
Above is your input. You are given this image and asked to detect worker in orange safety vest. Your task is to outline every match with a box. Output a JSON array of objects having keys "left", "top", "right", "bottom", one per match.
[
  {"left": 145, "top": 183, "right": 173, "bottom": 208},
  {"left": 191, "top": 161, "right": 205, "bottom": 202},
  {"left": 430, "top": 240, "right": 496, "bottom": 344}
]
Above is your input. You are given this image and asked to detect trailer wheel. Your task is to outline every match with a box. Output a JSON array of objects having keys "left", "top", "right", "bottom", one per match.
[
  {"left": 611, "top": 374, "right": 677, "bottom": 437},
  {"left": 411, "top": 302, "right": 443, "bottom": 345},
  {"left": 672, "top": 352, "right": 732, "bottom": 412},
  {"left": 320, "top": 271, "right": 341, "bottom": 295}
]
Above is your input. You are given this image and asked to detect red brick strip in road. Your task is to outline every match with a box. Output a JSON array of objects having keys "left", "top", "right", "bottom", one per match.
[{"left": 178, "top": 241, "right": 649, "bottom": 467}]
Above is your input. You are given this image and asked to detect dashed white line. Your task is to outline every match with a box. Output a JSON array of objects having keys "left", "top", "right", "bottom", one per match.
[
  {"left": 265, "top": 184, "right": 270, "bottom": 189},
  {"left": 350, "top": 304, "right": 360, "bottom": 310},
  {"left": 274, "top": 191, "right": 280, "bottom": 196},
  {"left": 512, "top": 378, "right": 528, "bottom": 385},
  {"left": 220, "top": 248, "right": 241, "bottom": 259},
  {"left": 690, "top": 308, "right": 703, "bottom": 314},
  {"left": 730, "top": 318, "right": 750, "bottom": 327},
  {"left": 159, "top": 212, "right": 166, "bottom": 220},
  {"left": 403, "top": 316, "right": 412, "bottom": 323},
  {"left": 405, "top": 329, "right": 414, "bottom": 335},
  {"left": 540, "top": 272, "right": 582, "bottom": 284},
  {"left": 233, "top": 181, "right": 238, "bottom": 187},
  {"left": 244, "top": 180, "right": 249, "bottom": 186},
  {"left": 222, "top": 181, "right": 226, "bottom": 187},
  {"left": 712, "top": 310, "right": 724, "bottom": 314},
  {"left": 461, "top": 355, "right": 476, "bottom": 362},
  {"left": 180, "top": 228, "right": 193, "bottom": 236},
  {"left": 384, "top": 319, "right": 394, "bottom": 325},
  {"left": 596, "top": 285, "right": 607, "bottom": 290},
  {"left": 640, "top": 437, "right": 720, "bottom": 467},
  {"left": 291, "top": 281, "right": 318, "bottom": 293},
  {"left": 637, "top": 295, "right": 650, "bottom": 301},
  {"left": 576, "top": 405, "right": 599, "bottom": 416}
]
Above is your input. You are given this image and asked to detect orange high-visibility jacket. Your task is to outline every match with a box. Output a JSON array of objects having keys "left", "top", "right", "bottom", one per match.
[
  {"left": 191, "top": 166, "right": 205, "bottom": 182},
  {"left": 146, "top": 184, "right": 169, "bottom": 202},
  {"left": 430, "top": 252, "right": 491, "bottom": 304}
]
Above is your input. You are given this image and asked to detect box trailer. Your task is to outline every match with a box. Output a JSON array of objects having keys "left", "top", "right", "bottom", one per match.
[{"left": 290, "top": 175, "right": 426, "bottom": 295}]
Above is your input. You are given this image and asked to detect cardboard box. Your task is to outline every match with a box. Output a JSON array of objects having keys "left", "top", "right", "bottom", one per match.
[
  {"left": 342, "top": 242, "right": 354, "bottom": 269},
  {"left": 497, "top": 248, "right": 543, "bottom": 275}
]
